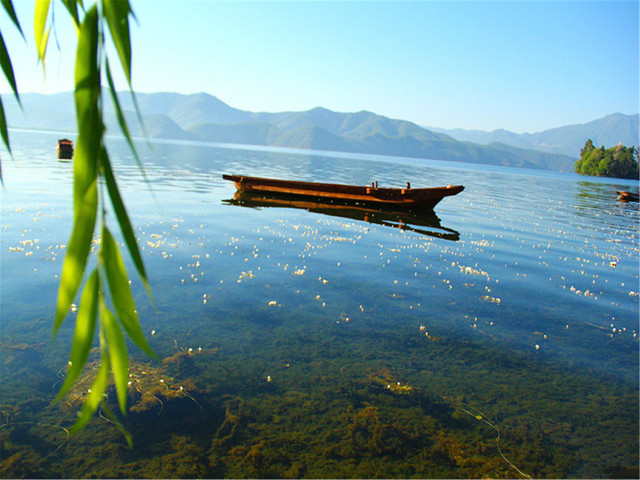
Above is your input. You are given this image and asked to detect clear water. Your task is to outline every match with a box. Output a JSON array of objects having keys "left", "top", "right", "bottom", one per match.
[{"left": 1, "top": 130, "right": 638, "bottom": 478}]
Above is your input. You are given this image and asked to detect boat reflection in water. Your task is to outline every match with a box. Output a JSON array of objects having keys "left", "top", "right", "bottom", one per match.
[{"left": 223, "top": 192, "right": 461, "bottom": 241}]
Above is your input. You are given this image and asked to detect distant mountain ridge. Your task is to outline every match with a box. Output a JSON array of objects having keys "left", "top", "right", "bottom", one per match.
[
  {"left": 428, "top": 113, "right": 639, "bottom": 158},
  {"left": 7, "top": 92, "right": 632, "bottom": 172}
]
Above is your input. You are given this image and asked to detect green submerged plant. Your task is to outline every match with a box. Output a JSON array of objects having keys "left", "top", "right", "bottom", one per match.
[{"left": 1, "top": 0, "right": 155, "bottom": 444}]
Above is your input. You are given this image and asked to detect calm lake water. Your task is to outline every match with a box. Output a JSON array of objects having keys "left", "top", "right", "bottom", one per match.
[{"left": 1, "top": 130, "right": 638, "bottom": 478}]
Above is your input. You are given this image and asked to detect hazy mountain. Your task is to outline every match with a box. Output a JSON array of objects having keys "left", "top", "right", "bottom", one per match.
[
  {"left": 117, "top": 91, "right": 188, "bottom": 116},
  {"left": 272, "top": 125, "right": 357, "bottom": 152},
  {"left": 260, "top": 107, "right": 350, "bottom": 134},
  {"left": 6, "top": 91, "right": 595, "bottom": 172},
  {"left": 187, "top": 122, "right": 280, "bottom": 145},
  {"left": 2, "top": 92, "right": 76, "bottom": 131},
  {"left": 138, "top": 114, "right": 195, "bottom": 140},
  {"left": 166, "top": 92, "right": 252, "bottom": 128},
  {"left": 429, "top": 113, "right": 639, "bottom": 158}
]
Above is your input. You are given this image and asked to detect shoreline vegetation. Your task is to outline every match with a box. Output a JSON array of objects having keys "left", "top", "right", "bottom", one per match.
[{"left": 574, "top": 140, "right": 639, "bottom": 180}]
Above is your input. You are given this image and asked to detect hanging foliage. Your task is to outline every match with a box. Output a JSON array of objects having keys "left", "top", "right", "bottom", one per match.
[{"left": 1, "top": 0, "right": 154, "bottom": 445}]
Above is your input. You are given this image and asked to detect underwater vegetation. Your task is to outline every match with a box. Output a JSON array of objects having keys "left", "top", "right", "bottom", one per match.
[{"left": 1, "top": 313, "right": 638, "bottom": 478}]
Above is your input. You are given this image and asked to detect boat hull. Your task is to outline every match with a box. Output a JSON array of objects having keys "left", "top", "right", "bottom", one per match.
[{"left": 222, "top": 174, "right": 463, "bottom": 209}]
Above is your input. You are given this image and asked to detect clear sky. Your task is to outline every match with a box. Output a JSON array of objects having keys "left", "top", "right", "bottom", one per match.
[{"left": 1, "top": 0, "right": 638, "bottom": 133}]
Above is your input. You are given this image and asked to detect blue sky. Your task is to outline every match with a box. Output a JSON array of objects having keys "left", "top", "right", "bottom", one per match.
[{"left": 1, "top": 0, "right": 638, "bottom": 133}]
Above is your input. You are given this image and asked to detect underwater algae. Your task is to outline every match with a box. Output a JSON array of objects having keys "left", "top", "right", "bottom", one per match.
[{"left": 3, "top": 311, "right": 637, "bottom": 479}]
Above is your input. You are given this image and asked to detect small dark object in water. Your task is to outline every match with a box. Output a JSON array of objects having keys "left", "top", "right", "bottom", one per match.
[
  {"left": 56, "top": 139, "right": 74, "bottom": 159},
  {"left": 616, "top": 190, "right": 639, "bottom": 202}
]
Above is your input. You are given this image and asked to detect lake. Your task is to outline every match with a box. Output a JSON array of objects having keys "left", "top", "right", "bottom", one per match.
[{"left": 1, "top": 130, "right": 638, "bottom": 478}]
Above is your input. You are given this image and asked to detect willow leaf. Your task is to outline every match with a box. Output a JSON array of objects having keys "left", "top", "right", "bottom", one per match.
[
  {"left": 54, "top": 176, "right": 98, "bottom": 336},
  {"left": 100, "top": 402, "right": 133, "bottom": 448},
  {"left": 0, "top": 97, "right": 6, "bottom": 183},
  {"left": 101, "top": 227, "right": 156, "bottom": 359},
  {"left": 54, "top": 6, "right": 102, "bottom": 334},
  {"left": 0, "top": 96, "right": 9, "bottom": 160},
  {"left": 59, "top": 0, "right": 80, "bottom": 29},
  {"left": 2, "top": 0, "right": 24, "bottom": 38},
  {"left": 69, "top": 347, "right": 110, "bottom": 434},
  {"left": 100, "top": 294, "right": 129, "bottom": 415},
  {"left": 34, "top": 0, "right": 51, "bottom": 63},
  {"left": 128, "top": 83, "right": 149, "bottom": 139},
  {"left": 54, "top": 268, "right": 100, "bottom": 403},
  {"left": 101, "top": 147, "right": 151, "bottom": 298},
  {"left": 0, "top": 32, "right": 19, "bottom": 101},
  {"left": 104, "top": 6, "right": 152, "bottom": 185},
  {"left": 103, "top": 0, "right": 132, "bottom": 83},
  {"left": 105, "top": 61, "right": 137, "bottom": 158},
  {"left": 73, "top": 5, "right": 102, "bottom": 202},
  {"left": 106, "top": 60, "right": 155, "bottom": 200}
]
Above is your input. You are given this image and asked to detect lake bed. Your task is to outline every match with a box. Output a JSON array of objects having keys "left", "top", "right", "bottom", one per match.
[{"left": 1, "top": 131, "right": 638, "bottom": 478}]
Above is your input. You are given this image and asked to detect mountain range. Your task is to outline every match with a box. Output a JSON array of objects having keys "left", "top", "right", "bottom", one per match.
[
  {"left": 428, "top": 113, "right": 639, "bottom": 158},
  {"left": 5, "top": 92, "right": 638, "bottom": 173}
]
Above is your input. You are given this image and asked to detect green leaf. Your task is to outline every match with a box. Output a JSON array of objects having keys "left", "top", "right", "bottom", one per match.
[
  {"left": 0, "top": 31, "right": 20, "bottom": 102},
  {"left": 73, "top": 3, "right": 103, "bottom": 217},
  {"left": 105, "top": 60, "right": 156, "bottom": 204},
  {"left": 99, "top": 402, "right": 133, "bottom": 448},
  {"left": 127, "top": 83, "right": 149, "bottom": 140},
  {"left": 0, "top": 0, "right": 23, "bottom": 183},
  {"left": 0, "top": 97, "right": 9, "bottom": 175},
  {"left": 100, "top": 293, "right": 129, "bottom": 415},
  {"left": 69, "top": 346, "right": 110, "bottom": 435},
  {"left": 73, "top": 5, "right": 102, "bottom": 188},
  {"left": 2, "top": 0, "right": 24, "bottom": 38},
  {"left": 54, "top": 268, "right": 100, "bottom": 403},
  {"left": 103, "top": 0, "right": 132, "bottom": 83},
  {"left": 54, "top": 5, "right": 102, "bottom": 335},
  {"left": 34, "top": 0, "right": 51, "bottom": 63},
  {"left": 54, "top": 171, "right": 98, "bottom": 336},
  {"left": 59, "top": 0, "right": 81, "bottom": 29},
  {"left": 101, "top": 146, "right": 152, "bottom": 299},
  {"left": 102, "top": 0, "right": 148, "bottom": 155},
  {"left": 0, "top": 30, "right": 20, "bottom": 175},
  {"left": 101, "top": 227, "right": 157, "bottom": 360},
  {"left": 104, "top": 62, "right": 138, "bottom": 158}
]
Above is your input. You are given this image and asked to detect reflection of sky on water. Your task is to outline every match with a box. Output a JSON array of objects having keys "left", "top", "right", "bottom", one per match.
[{"left": 2, "top": 131, "right": 638, "bottom": 375}]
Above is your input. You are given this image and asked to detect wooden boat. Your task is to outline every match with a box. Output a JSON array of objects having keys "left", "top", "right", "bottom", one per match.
[
  {"left": 222, "top": 174, "right": 464, "bottom": 209},
  {"left": 616, "top": 190, "right": 639, "bottom": 202},
  {"left": 56, "top": 138, "right": 74, "bottom": 159},
  {"left": 224, "top": 191, "right": 460, "bottom": 241}
]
